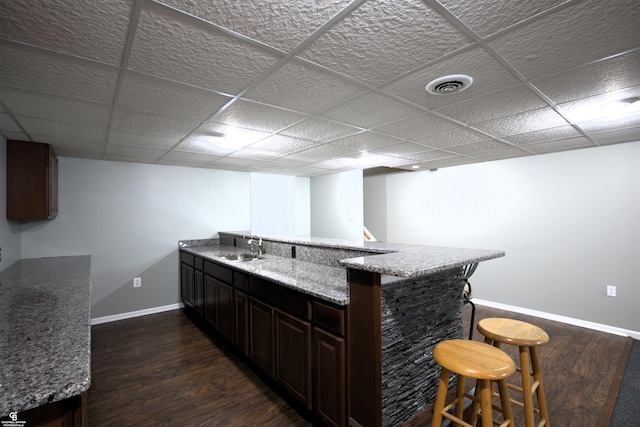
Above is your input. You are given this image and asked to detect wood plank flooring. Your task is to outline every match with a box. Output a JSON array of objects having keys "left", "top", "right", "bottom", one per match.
[{"left": 88, "top": 304, "right": 631, "bottom": 426}]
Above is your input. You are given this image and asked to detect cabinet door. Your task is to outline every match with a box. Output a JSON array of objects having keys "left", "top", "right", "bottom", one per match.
[
  {"left": 235, "top": 290, "right": 248, "bottom": 355},
  {"left": 194, "top": 270, "right": 204, "bottom": 316},
  {"left": 248, "top": 298, "right": 274, "bottom": 377},
  {"left": 204, "top": 275, "right": 217, "bottom": 326},
  {"left": 216, "top": 281, "right": 234, "bottom": 341},
  {"left": 180, "top": 263, "right": 194, "bottom": 308},
  {"left": 314, "top": 328, "right": 346, "bottom": 427},
  {"left": 275, "top": 310, "right": 312, "bottom": 409}
]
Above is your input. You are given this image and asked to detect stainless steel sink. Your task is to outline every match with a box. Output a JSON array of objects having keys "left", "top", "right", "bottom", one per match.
[{"left": 218, "top": 252, "right": 261, "bottom": 262}]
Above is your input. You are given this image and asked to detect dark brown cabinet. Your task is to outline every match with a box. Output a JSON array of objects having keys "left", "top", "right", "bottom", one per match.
[
  {"left": 314, "top": 328, "right": 346, "bottom": 427},
  {"left": 7, "top": 140, "right": 58, "bottom": 220},
  {"left": 204, "top": 274, "right": 217, "bottom": 326},
  {"left": 275, "top": 309, "right": 312, "bottom": 409},
  {"left": 180, "top": 263, "right": 194, "bottom": 308},
  {"left": 179, "top": 250, "right": 347, "bottom": 426},
  {"left": 216, "top": 280, "right": 234, "bottom": 341}
]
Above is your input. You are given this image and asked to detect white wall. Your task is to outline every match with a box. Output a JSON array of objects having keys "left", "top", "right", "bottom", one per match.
[
  {"left": 20, "top": 157, "right": 251, "bottom": 318},
  {"left": 0, "top": 136, "right": 22, "bottom": 271},
  {"left": 250, "top": 173, "right": 311, "bottom": 236},
  {"left": 363, "top": 173, "right": 388, "bottom": 242},
  {"left": 365, "top": 142, "right": 640, "bottom": 332},
  {"left": 310, "top": 169, "right": 363, "bottom": 241}
]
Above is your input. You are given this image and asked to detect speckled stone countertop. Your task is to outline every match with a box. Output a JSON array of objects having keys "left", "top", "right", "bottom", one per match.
[
  {"left": 180, "top": 233, "right": 504, "bottom": 306},
  {"left": 0, "top": 256, "right": 91, "bottom": 417},
  {"left": 181, "top": 244, "right": 349, "bottom": 305}
]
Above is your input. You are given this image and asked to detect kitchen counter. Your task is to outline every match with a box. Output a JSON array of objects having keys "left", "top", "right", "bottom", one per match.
[
  {"left": 180, "top": 244, "right": 349, "bottom": 305},
  {"left": 180, "top": 233, "right": 503, "bottom": 306},
  {"left": 0, "top": 256, "right": 91, "bottom": 417}
]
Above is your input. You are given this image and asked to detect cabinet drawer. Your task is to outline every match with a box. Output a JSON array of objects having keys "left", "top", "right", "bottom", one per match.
[
  {"left": 194, "top": 256, "right": 204, "bottom": 271},
  {"left": 234, "top": 271, "right": 248, "bottom": 291},
  {"left": 249, "top": 277, "right": 310, "bottom": 321},
  {"left": 180, "top": 251, "right": 194, "bottom": 266},
  {"left": 204, "top": 260, "right": 233, "bottom": 284},
  {"left": 313, "top": 301, "right": 346, "bottom": 337}
]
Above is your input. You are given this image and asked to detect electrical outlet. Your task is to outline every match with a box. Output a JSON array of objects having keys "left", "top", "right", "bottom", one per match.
[
  {"left": 607, "top": 285, "right": 616, "bottom": 297},
  {"left": 133, "top": 277, "right": 142, "bottom": 288}
]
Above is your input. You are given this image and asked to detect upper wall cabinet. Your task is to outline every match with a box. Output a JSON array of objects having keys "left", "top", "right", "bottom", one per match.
[{"left": 6, "top": 140, "right": 58, "bottom": 220}]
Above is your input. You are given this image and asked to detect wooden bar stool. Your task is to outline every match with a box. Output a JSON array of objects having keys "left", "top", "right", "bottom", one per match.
[
  {"left": 432, "top": 339, "right": 516, "bottom": 427},
  {"left": 477, "top": 318, "right": 550, "bottom": 427}
]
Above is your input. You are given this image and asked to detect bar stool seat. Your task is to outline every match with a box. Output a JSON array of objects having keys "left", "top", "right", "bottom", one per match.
[
  {"left": 478, "top": 318, "right": 550, "bottom": 427},
  {"left": 432, "top": 339, "right": 516, "bottom": 427}
]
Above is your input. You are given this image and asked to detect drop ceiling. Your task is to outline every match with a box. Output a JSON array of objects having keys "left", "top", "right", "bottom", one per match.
[{"left": 1, "top": 0, "right": 639, "bottom": 176}]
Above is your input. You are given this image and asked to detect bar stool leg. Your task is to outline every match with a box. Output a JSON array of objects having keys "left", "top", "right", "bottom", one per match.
[
  {"left": 455, "top": 374, "right": 466, "bottom": 425},
  {"left": 478, "top": 379, "right": 494, "bottom": 427},
  {"left": 530, "top": 346, "right": 550, "bottom": 426},
  {"left": 432, "top": 368, "right": 451, "bottom": 427},
  {"left": 519, "top": 345, "right": 536, "bottom": 427},
  {"left": 497, "top": 378, "right": 515, "bottom": 426}
]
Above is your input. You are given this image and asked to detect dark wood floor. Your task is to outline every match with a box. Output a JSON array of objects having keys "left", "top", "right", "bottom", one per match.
[{"left": 88, "top": 304, "right": 631, "bottom": 427}]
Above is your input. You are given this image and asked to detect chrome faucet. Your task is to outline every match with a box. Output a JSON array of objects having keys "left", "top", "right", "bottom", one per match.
[{"left": 247, "top": 235, "right": 263, "bottom": 257}]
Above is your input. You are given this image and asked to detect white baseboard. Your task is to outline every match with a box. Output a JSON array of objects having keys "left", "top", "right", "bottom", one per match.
[
  {"left": 474, "top": 299, "right": 640, "bottom": 340},
  {"left": 91, "top": 303, "right": 184, "bottom": 325}
]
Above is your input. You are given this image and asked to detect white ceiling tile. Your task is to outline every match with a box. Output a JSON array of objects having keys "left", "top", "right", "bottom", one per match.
[
  {"left": 212, "top": 100, "right": 307, "bottom": 133},
  {"left": 0, "top": 113, "right": 23, "bottom": 133},
  {"left": 533, "top": 51, "right": 640, "bottom": 104},
  {"left": 109, "top": 130, "right": 181, "bottom": 150},
  {"left": 249, "top": 135, "right": 318, "bottom": 154},
  {"left": 371, "top": 142, "right": 430, "bottom": 157},
  {"left": 576, "top": 113, "right": 640, "bottom": 135},
  {"left": 0, "top": 40, "right": 119, "bottom": 103},
  {"left": 471, "top": 146, "right": 531, "bottom": 161},
  {"left": 414, "top": 127, "right": 488, "bottom": 148},
  {"left": 473, "top": 107, "right": 569, "bottom": 137},
  {"left": 590, "top": 126, "right": 640, "bottom": 145},
  {"left": 228, "top": 147, "right": 284, "bottom": 161},
  {"left": 435, "top": 84, "right": 548, "bottom": 124},
  {"left": 400, "top": 149, "right": 457, "bottom": 162},
  {"left": 0, "top": 0, "right": 132, "bottom": 65},
  {"left": 209, "top": 157, "right": 258, "bottom": 168},
  {"left": 299, "top": 0, "right": 471, "bottom": 86},
  {"left": 157, "top": 149, "right": 222, "bottom": 165},
  {"left": 278, "top": 117, "right": 361, "bottom": 142},
  {"left": 503, "top": 126, "right": 583, "bottom": 146},
  {"left": 489, "top": 0, "right": 640, "bottom": 79},
  {"left": 16, "top": 116, "right": 108, "bottom": 145},
  {"left": 26, "top": 132, "right": 106, "bottom": 157},
  {"left": 524, "top": 137, "right": 596, "bottom": 154},
  {"left": 119, "top": 72, "right": 232, "bottom": 120},
  {"left": 128, "top": 2, "right": 282, "bottom": 94},
  {"left": 557, "top": 85, "right": 640, "bottom": 124},
  {"left": 322, "top": 92, "right": 424, "bottom": 129},
  {"left": 106, "top": 144, "right": 168, "bottom": 163},
  {"left": 191, "top": 122, "right": 270, "bottom": 147},
  {"left": 156, "top": 0, "right": 354, "bottom": 52},
  {"left": 243, "top": 60, "right": 367, "bottom": 114},
  {"left": 0, "top": 87, "right": 112, "bottom": 127},
  {"left": 1, "top": 131, "right": 30, "bottom": 141},
  {"left": 383, "top": 47, "right": 522, "bottom": 110},
  {"left": 294, "top": 142, "right": 359, "bottom": 160},
  {"left": 437, "top": 0, "right": 568, "bottom": 37},
  {"left": 446, "top": 140, "right": 512, "bottom": 155},
  {"left": 373, "top": 113, "right": 459, "bottom": 140},
  {"left": 333, "top": 132, "right": 406, "bottom": 152},
  {"left": 176, "top": 138, "right": 236, "bottom": 156},
  {"left": 403, "top": 156, "right": 478, "bottom": 170},
  {"left": 112, "top": 108, "right": 201, "bottom": 137}
]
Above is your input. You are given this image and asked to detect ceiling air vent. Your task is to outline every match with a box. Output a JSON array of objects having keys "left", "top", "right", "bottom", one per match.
[{"left": 426, "top": 74, "right": 473, "bottom": 95}]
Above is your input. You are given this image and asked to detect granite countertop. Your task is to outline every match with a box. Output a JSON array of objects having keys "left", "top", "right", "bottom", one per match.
[
  {"left": 0, "top": 256, "right": 92, "bottom": 417},
  {"left": 181, "top": 234, "right": 504, "bottom": 306},
  {"left": 181, "top": 245, "right": 349, "bottom": 305}
]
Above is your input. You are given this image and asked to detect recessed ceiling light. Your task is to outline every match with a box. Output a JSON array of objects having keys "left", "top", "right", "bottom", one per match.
[
  {"left": 411, "top": 165, "right": 420, "bottom": 169},
  {"left": 426, "top": 74, "right": 473, "bottom": 95},
  {"left": 601, "top": 96, "right": 640, "bottom": 118}
]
